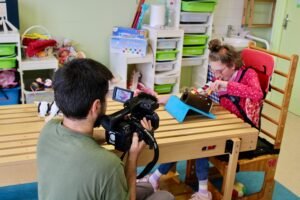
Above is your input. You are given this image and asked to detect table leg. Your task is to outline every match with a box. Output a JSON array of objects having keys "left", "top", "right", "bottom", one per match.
[{"left": 222, "top": 138, "right": 241, "bottom": 200}]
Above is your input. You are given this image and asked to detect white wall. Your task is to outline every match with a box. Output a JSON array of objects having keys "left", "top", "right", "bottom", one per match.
[
  {"left": 18, "top": 0, "right": 138, "bottom": 66},
  {"left": 212, "top": 0, "right": 244, "bottom": 39}
]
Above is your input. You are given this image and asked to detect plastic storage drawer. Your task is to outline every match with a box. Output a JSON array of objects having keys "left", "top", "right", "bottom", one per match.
[
  {"left": 24, "top": 90, "right": 54, "bottom": 103},
  {"left": 182, "top": 57, "right": 205, "bottom": 67},
  {"left": 155, "top": 71, "right": 178, "bottom": 84},
  {"left": 181, "top": 1, "right": 217, "bottom": 12},
  {"left": 157, "top": 38, "right": 179, "bottom": 49},
  {"left": 0, "top": 58, "right": 17, "bottom": 69},
  {"left": 155, "top": 61, "right": 176, "bottom": 72},
  {"left": 180, "top": 12, "right": 210, "bottom": 23},
  {"left": 184, "top": 35, "right": 208, "bottom": 45},
  {"left": 180, "top": 24, "right": 209, "bottom": 34},
  {"left": 0, "top": 87, "right": 20, "bottom": 105},
  {"left": 154, "top": 84, "right": 174, "bottom": 94},
  {"left": 183, "top": 46, "right": 206, "bottom": 56},
  {"left": 156, "top": 50, "right": 178, "bottom": 61},
  {"left": 0, "top": 44, "right": 16, "bottom": 56}
]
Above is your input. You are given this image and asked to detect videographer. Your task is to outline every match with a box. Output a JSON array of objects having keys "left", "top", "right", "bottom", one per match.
[{"left": 37, "top": 58, "right": 174, "bottom": 200}]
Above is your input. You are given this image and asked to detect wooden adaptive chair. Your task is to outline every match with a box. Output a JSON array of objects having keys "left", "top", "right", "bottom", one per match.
[{"left": 185, "top": 42, "right": 298, "bottom": 200}]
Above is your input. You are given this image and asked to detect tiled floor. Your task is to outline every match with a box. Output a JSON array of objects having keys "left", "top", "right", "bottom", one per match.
[{"left": 274, "top": 111, "right": 300, "bottom": 196}]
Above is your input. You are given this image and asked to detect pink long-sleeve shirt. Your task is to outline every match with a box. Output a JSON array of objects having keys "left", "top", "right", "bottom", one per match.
[{"left": 219, "top": 68, "right": 263, "bottom": 127}]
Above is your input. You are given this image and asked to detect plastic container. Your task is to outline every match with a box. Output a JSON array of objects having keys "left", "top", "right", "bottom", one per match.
[
  {"left": 0, "top": 57, "right": 17, "bottom": 69},
  {"left": 24, "top": 89, "right": 54, "bottom": 103},
  {"left": 182, "top": 56, "right": 204, "bottom": 67},
  {"left": 180, "top": 12, "right": 210, "bottom": 23},
  {"left": 157, "top": 38, "right": 179, "bottom": 49},
  {"left": 154, "top": 84, "right": 174, "bottom": 94},
  {"left": 0, "top": 44, "right": 16, "bottom": 56},
  {"left": 156, "top": 50, "right": 178, "bottom": 61},
  {"left": 155, "top": 61, "right": 176, "bottom": 72},
  {"left": 154, "top": 71, "right": 179, "bottom": 84},
  {"left": 180, "top": 24, "right": 209, "bottom": 34},
  {"left": 183, "top": 46, "right": 206, "bottom": 56},
  {"left": 184, "top": 35, "right": 209, "bottom": 45},
  {"left": 0, "top": 87, "right": 20, "bottom": 105},
  {"left": 181, "top": 1, "right": 217, "bottom": 12}
]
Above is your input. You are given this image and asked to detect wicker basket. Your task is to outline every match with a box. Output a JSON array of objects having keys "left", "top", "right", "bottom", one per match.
[{"left": 21, "top": 25, "right": 55, "bottom": 59}]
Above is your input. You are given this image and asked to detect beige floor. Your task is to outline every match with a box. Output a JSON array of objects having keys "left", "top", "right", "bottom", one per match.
[{"left": 274, "top": 111, "right": 300, "bottom": 196}]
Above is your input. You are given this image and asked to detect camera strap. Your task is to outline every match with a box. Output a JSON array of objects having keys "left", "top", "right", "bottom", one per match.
[
  {"left": 120, "top": 129, "right": 159, "bottom": 179},
  {"left": 136, "top": 129, "right": 159, "bottom": 179}
]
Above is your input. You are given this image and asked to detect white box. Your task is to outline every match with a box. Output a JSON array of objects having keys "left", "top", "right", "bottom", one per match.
[{"left": 110, "top": 36, "right": 148, "bottom": 56}]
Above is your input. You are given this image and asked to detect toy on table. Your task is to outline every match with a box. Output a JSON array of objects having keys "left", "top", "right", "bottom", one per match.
[{"left": 37, "top": 101, "right": 60, "bottom": 122}]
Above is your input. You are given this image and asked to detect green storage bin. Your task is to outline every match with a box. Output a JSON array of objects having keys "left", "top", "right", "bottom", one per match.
[
  {"left": 184, "top": 35, "right": 208, "bottom": 45},
  {"left": 156, "top": 50, "right": 179, "bottom": 61},
  {"left": 0, "top": 44, "right": 16, "bottom": 56},
  {"left": 154, "top": 84, "right": 174, "bottom": 94},
  {"left": 181, "top": 1, "right": 217, "bottom": 12},
  {"left": 183, "top": 46, "right": 206, "bottom": 56},
  {"left": 0, "top": 58, "right": 17, "bottom": 69}
]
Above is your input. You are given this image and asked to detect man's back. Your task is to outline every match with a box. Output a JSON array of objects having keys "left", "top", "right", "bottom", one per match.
[{"left": 37, "top": 119, "right": 129, "bottom": 200}]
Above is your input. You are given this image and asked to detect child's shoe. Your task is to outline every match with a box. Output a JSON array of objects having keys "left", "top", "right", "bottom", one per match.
[
  {"left": 136, "top": 174, "right": 159, "bottom": 192},
  {"left": 189, "top": 191, "right": 212, "bottom": 200}
]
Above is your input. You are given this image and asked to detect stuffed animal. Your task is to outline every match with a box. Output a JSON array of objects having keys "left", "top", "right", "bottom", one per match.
[{"left": 232, "top": 182, "right": 246, "bottom": 199}]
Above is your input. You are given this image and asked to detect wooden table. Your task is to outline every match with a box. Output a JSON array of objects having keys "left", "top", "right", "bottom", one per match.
[{"left": 0, "top": 101, "right": 258, "bottom": 200}]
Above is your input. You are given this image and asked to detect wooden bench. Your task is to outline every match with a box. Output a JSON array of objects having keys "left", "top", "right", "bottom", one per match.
[{"left": 0, "top": 101, "right": 258, "bottom": 199}]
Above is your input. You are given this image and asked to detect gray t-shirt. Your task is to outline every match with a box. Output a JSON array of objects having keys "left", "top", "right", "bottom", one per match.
[{"left": 37, "top": 119, "right": 129, "bottom": 200}]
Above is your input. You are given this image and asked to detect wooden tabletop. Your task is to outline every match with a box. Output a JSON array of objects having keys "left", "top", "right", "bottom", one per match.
[{"left": 0, "top": 101, "right": 258, "bottom": 187}]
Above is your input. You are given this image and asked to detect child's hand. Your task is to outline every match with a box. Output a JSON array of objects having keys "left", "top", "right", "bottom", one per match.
[
  {"left": 210, "top": 80, "right": 228, "bottom": 92},
  {"left": 158, "top": 95, "right": 171, "bottom": 105}
]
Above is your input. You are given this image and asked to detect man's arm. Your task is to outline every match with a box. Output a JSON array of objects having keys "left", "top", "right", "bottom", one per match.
[
  {"left": 125, "top": 118, "right": 150, "bottom": 200},
  {"left": 125, "top": 133, "right": 145, "bottom": 200}
]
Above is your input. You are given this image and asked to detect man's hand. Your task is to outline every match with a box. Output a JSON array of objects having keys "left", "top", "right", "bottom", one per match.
[
  {"left": 129, "top": 133, "right": 145, "bottom": 161},
  {"left": 140, "top": 117, "right": 152, "bottom": 132}
]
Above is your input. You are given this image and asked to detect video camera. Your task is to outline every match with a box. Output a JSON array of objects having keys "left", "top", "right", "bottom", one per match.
[{"left": 100, "top": 87, "right": 160, "bottom": 178}]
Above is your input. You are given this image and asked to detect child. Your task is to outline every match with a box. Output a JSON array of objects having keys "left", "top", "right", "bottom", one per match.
[{"left": 138, "top": 39, "right": 263, "bottom": 200}]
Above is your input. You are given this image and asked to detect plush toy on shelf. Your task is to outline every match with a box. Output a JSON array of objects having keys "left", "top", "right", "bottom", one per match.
[{"left": 56, "top": 39, "right": 86, "bottom": 66}]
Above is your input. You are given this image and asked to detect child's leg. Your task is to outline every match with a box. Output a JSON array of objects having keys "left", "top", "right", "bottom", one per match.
[
  {"left": 151, "top": 162, "right": 176, "bottom": 185},
  {"left": 157, "top": 162, "right": 176, "bottom": 175},
  {"left": 194, "top": 158, "right": 211, "bottom": 199},
  {"left": 146, "top": 162, "right": 176, "bottom": 191}
]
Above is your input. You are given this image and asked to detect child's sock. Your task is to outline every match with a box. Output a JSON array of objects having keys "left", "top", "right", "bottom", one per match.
[
  {"left": 149, "top": 169, "right": 162, "bottom": 190},
  {"left": 198, "top": 179, "right": 209, "bottom": 196}
]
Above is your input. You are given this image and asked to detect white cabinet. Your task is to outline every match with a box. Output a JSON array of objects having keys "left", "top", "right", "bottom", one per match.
[
  {"left": 144, "top": 27, "right": 184, "bottom": 94},
  {"left": 109, "top": 48, "right": 153, "bottom": 90},
  {"left": 0, "top": 30, "right": 22, "bottom": 105},
  {"left": 178, "top": 0, "right": 216, "bottom": 88},
  {"left": 110, "top": 27, "right": 184, "bottom": 95},
  {"left": 19, "top": 56, "right": 58, "bottom": 103}
]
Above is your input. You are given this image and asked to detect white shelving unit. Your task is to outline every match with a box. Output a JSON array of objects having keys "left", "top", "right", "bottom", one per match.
[
  {"left": 0, "top": 24, "right": 22, "bottom": 105},
  {"left": 110, "top": 27, "right": 184, "bottom": 95},
  {"left": 109, "top": 48, "right": 153, "bottom": 90},
  {"left": 19, "top": 56, "right": 58, "bottom": 103},
  {"left": 144, "top": 26, "right": 184, "bottom": 94},
  {"left": 178, "top": 0, "right": 216, "bottom": 88}
]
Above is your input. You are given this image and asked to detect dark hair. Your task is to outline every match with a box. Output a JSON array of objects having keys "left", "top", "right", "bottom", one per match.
[
  {"left": 53, "top": 58, "right": 113, "bottom": 119},
  {"left": 208, "top": 39, "right": 243, "bottom": 69}
]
